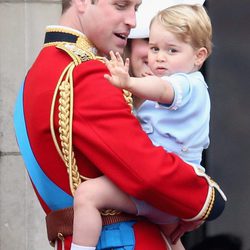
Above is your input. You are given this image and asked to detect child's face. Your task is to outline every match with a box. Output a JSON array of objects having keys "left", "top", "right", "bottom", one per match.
[{"left": 148, "top": 20, "right": 199, "bottom": 77}]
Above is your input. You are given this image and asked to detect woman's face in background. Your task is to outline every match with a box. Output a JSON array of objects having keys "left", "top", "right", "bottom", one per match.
[{"left": 129, "top": 39, "right": 153, "bottom": 77}]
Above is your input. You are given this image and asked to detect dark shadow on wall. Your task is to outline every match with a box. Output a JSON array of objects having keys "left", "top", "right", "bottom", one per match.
[
  {"left": 189, "top": 233, "right": 243, "bottom": 250},
  {"left": 183, "top": 0, "right": 250, "bottom": 249}
]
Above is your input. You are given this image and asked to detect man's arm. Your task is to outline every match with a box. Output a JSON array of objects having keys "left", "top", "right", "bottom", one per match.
[{"left": 73, "top": 59, "right": 226, "bottom": 222}]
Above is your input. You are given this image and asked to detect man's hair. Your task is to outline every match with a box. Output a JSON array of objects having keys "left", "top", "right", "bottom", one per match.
[
  {"left": 62, "top": 0, "right": 71, "bottom": 14},
  {"left": 151, "top": 4, "right": 213, "bottom": 57},
  {"left": 61, "top": 0, "right": 97, "bottom": 14}
]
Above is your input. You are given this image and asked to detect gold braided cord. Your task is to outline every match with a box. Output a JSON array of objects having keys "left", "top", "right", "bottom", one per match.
[
  {"left": 50, "top": 62, "right": 72, "bottom": 162},
  {"left": 59, "top": 65, "right": 81, "bottom": 194},
  {"left": 122, "top": 89, "right": 133, "bottom": 112},
  {"left": 101, "top": 209, "right": 121, "bottom": 216},
  {"left": 50, "top": 62, "right": 87, "bottom": 195},
  {"left": 202, "top": 187, "right": 215, "bottom": 220}
]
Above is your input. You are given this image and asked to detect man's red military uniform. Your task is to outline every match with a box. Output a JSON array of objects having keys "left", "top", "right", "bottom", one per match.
[{"left": 14, "top": 27, "right": 226, "bottom": 250}]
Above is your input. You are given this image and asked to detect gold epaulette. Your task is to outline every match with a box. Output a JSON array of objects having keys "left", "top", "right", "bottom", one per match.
[{"left": 55, "top": 36, "right": 104, "bottom": 64}]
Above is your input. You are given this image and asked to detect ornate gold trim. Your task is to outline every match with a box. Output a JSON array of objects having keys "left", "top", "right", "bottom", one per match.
[
  {"left": 50, "top": 62, "right": 85, "bottom": 195},
  {"left": 46, "top": 26, "right": 83, "bottom": 38},
  {"left": 202, "top": 187, "right": 215, "bottom": 220},
  {"left": 44, "top": 41, "right": 75, "bottom": 48},
  {"left": 123, "top": 89, "right": 133, "bottom": 112}
]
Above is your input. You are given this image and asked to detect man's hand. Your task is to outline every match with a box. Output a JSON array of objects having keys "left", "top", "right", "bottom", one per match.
[
  {"left": 104, "top": 51, "right": 131, "bottom": 90},
  {"left": 170, "top": 219, "right": 204, "bottom": 244}
]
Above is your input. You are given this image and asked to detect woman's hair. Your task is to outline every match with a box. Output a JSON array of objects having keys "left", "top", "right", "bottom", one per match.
[
  {"left": 124, "top": 39, "right": 134, "bottom": 75},
  {"left": 150, "top": 4, "right": 213, "bottom": 56}
]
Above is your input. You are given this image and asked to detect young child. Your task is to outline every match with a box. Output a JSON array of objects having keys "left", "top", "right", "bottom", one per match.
[{"left": 72, "top": 4, "right": 212, "bottom": 250}]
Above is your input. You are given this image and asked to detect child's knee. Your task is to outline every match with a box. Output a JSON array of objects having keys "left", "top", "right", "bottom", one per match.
[{"left": 74, "top": 180, "right": 97, "bottom": 208}]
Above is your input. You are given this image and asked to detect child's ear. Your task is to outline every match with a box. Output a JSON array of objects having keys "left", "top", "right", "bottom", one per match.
[{"left": 195, "top": 47, "right": 208, "bottom": 67}]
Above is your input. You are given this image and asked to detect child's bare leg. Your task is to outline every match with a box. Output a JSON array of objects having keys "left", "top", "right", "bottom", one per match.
[
  {"left": 73, "top": 175, "right": 137, "bottom": 247},
  {"left": 160, "top": 224, "right": 185, "bottom": 250}
]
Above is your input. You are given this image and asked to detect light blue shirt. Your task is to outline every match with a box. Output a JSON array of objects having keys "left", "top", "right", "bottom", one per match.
[{"left": 136, "top": 71, "right": 210, "bottom": 167}]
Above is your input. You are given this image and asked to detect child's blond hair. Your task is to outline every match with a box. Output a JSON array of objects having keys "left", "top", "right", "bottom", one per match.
[{"left": 150, "top": 4, "right": 213, "bottom": 57}]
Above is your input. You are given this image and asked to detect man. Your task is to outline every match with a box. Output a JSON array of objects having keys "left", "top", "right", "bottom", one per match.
[{"left": 14, "top": 0, "right": 226, "bottom": 249}]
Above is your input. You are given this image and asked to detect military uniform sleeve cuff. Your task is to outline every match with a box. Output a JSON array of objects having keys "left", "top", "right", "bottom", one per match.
[{"left": 183, "top": 164, "right": 227, "bottom": 222}]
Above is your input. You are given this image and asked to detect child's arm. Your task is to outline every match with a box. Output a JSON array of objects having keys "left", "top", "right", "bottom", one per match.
[{"left": 104, "top": 51, "right": 174, "bottom": 105}]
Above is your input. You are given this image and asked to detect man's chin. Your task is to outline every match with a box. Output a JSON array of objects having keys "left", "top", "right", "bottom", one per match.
[
  {"left": 101, "top": 47, "right": 124, "bottom": 57},
  {"left": 113, "top": 46, "right": 125, "bottom": 55}
]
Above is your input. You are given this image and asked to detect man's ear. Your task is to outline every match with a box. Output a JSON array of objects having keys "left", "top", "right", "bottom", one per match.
[
  {"left": 195, "top": 47, "right": 208, "bottom": 67},
  {"left": 73, "top": 0, "right": 87, "bottom": 12}
]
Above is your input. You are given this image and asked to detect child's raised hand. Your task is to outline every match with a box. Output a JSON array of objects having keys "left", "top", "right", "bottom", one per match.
[{"left": 104, "top": 51, "right": 131, "bottom": 89}]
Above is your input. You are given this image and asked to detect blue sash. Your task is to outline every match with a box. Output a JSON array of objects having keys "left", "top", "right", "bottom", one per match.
[{"left": 13, "top": 81, "right": 73, "bottom": 210}]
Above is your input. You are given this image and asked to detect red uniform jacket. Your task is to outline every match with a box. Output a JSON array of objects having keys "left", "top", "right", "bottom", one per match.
[{"left": 15, "top": 27, "right": 225, "bottom": 250}]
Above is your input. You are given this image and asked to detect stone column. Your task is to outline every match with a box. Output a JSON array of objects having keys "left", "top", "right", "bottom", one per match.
[{"left": 0, "top": 1, "right": 60, "bottom": 249}]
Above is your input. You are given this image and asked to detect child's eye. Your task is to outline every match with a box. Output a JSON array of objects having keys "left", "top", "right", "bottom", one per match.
[
  {"left": 150, "top": 47, "right": 159, "bottom": 53},
  {"left": 168, "top": 48, "right": 178, "bottom": 54}
]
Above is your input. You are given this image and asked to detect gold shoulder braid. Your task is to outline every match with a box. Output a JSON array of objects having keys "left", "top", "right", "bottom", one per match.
[
  {"left": 50, "top": 60, "right": 83, "bottom": 195},
  {"left": 50, "top": 35, "right": 133, "bottom": 216},
  {"left": 50, "top": 37, "right": 100, "bottom": 195}
]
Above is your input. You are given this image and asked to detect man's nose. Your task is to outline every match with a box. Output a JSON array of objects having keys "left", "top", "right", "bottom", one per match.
[{"left": 125, "top": 9, "right": 136, "bottom": 28}]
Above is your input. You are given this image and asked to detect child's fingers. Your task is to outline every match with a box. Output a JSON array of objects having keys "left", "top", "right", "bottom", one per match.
[
  {"left": 103, "top": 57, "right": 109, "bottom": 67},
  {"left": 105, "top": 62, "right": 112, "bottom": 72},
  {"left": 110, "top": 50, "right": 117, "bottom": 62},
  {"left": 104, "top": 74, "right": 112, "bottom": 82},
  {"left": 115, "top": 52, "right": 123, "bottom": 63},
  {"left": 104, "top": 74, "right": 118, "bottom": 87},
  {"left": 103, "top": 57, "right": 111, "bottom": 68},
  {"left": 103, "top": 57, "right": 108, "bottom": 63},
  {"left": 124, "top": 58, "right": 130, "bottom": 72}
]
